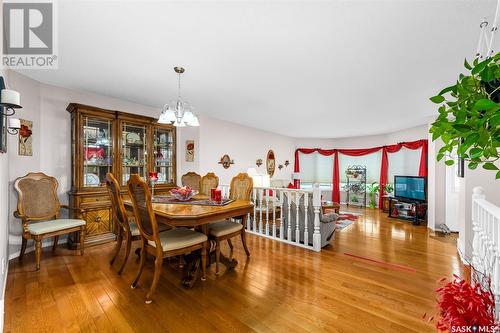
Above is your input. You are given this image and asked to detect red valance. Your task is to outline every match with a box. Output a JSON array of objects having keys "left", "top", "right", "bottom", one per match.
[{"left": 294, "top": 139, "right": 428, "bottom": 206}]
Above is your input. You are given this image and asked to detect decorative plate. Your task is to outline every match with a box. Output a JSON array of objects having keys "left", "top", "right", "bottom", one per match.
[
  {"left": 126, "top": 132, "right": 142, "bottom": 144},
  {"left": 84, "top": 173, "right": 100, "bottom": 186}
]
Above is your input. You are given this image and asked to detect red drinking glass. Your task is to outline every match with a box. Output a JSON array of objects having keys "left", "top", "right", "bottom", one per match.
[{"left": 149, "top": 171, "right": 158, "bottom": 182}]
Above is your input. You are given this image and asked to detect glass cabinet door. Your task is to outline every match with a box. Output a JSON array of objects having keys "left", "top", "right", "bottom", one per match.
[
  {"left": 122, "top": 122, "right": 147, "bottom": 185},
  {"left": 153, "top": 128, "right": 174, "bottom": 184},
  {"left": 83, "top": 117, "right": 113, "bottom": 187}
]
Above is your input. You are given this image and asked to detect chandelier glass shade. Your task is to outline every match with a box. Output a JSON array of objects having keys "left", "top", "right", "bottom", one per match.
[{"left": 158, "top": 67, "right": 199, "bottom": 127}]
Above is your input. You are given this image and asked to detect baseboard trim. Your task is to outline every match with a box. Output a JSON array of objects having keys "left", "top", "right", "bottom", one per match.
[
  {"left": 1, "top": 262, "right": 8, "bottom": 333},
  {"left": 8, "top": 238, "right": 68, "bottom": 261}
]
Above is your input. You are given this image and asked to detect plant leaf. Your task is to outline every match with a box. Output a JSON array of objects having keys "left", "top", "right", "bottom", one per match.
[
  {"left": 469, "top": 148, "right": 483, "bottom": 159},
  {"left": 430, "top": 95, "right": 445, "bottom": 104},
  {"left": 496, "top": 171, "right": 500, "bottom": 179},
  {"left": 464, "top": 58, "right": 472, "bottom": 70},
  {"left": 474, "top": 99, "right": 497, "bottom": 111},
  {"left": 483, "top": 162, "right": 499, "bottom": 170},
  {"left": 445, "top": 159, "right": 455, "bottom": 166}
]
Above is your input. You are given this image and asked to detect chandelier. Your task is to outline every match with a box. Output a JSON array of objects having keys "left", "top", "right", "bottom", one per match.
[{"left": 158, "top": 66, "right": 199, "bottom": 127}]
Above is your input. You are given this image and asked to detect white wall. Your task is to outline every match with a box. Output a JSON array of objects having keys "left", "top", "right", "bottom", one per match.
[
  {"left": 198, "top": 114, "right": 295, "bottom": 185},
  {"left": 0, "top": 2, "right": 9, "bottom": 327}
]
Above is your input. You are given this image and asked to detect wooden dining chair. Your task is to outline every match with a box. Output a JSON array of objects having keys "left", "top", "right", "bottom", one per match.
[
  {"left": 13, "top": 172, "right": 86, "bottom": 271},
  {"left": 127, "top": 174, "right": 208, "bottom": 304},
  {"left": 209, "top": 173, "right": 252, "bottom": 275},
  {"left": 105, "top": 173, "right": 142, "bottom": 275},
  {"left": 181, "top": 172, "right": 201, "bottom": 191},
  {"left": 200, "top": 172, "right": 219, "bottom": 196}
]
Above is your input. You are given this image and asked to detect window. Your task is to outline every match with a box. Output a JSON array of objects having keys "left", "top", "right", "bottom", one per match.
[
  {"left": 339, "top": 152, "right": 382, "bottom": 184},
  {"left": 299, "top": 152, "right": 333, "bottom": 185},
  {"left": 387, "top": 147, "right": 421, "bottom": 183}
]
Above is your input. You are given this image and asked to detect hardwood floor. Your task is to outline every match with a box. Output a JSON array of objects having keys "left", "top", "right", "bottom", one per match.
[{"left": 4, "top": 207, "right": 462, "bottom": 333}]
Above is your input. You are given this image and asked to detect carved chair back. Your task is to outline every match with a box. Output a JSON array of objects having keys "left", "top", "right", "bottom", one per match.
[
  {"left": 14, "top": 172, "right": 61, "bottom": 222},
  {"left": 127, "top": 174, "right": 161, "bottom": 246},
  {"left": 200, "top": 172, "right": 219, "bottom": 196},
  {"left": 230, "top": 173, "right": 253, "bottom": 201},
  {"left": 105, "top": 173, "right": 130, "bottom": 233},
  {"left": 181, "top": 172, "right": 201, "bottom": 191}
]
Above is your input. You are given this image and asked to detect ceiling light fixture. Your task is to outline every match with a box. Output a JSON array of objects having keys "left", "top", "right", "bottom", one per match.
[{"left": 158, "top": 66, "right": 199, "bottom": 127}]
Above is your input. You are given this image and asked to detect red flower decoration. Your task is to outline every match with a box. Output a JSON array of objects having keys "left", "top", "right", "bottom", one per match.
[
  {"left": 19, "top": 125, "right": 32, "bottom": 138},
  {"left": 434, "top": 275, "right": 497, "bottom": 331}
]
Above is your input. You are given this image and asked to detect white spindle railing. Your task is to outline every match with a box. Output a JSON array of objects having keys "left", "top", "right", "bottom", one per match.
[
  {"left": 219, "top": 183, "right": 323, "bottom": 251},
  {"left": 471, "top": 186, "right": 500, "bottom": 314}
]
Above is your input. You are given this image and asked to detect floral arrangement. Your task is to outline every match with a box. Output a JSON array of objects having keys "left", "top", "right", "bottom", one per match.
[
  {"left": 170, "top": 186, "right": 197, "bottom": 201},
  {"left": 425, "top": 273, "right": 498, "bottom": 332}
]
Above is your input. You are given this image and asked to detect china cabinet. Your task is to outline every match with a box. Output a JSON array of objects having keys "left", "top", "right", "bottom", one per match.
[{"left": 67, "top": 103, "right": 176, "bottom": 247}]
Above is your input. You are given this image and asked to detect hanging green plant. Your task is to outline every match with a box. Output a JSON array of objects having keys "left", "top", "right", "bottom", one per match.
[{"left": 429, "top": 52, "right": 500, "bottom": 179}]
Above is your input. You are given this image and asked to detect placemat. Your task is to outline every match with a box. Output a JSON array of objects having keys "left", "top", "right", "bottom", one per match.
[{"left": 152, "top": 196, "right": 235, "bottom": 206}]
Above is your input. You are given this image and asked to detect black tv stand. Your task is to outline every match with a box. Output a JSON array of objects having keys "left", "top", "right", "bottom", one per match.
[{"left": 388, "top": 197, "right": 427, "bottom": 225}]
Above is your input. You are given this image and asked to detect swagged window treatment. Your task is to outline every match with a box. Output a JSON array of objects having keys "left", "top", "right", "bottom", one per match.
[{"left": 293, "top": 139, "right": 428, "bottom": 207}]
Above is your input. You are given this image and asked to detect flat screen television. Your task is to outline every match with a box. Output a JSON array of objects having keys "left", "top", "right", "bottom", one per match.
[{"left": 394, "top": 176, "right": 426, "bottom": 202}]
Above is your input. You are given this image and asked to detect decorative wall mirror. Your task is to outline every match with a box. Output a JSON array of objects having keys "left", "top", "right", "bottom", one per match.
[
  {"left": 266, "top": 150, "right": 275, "bottom": 177},
  {"left": 218, "top": 154, "right": 234, "bottom": 169}
]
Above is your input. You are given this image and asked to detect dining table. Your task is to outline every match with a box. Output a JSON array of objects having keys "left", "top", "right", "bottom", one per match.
[{"left": 124, "top": 196, "right": 254, "bottom": 288}]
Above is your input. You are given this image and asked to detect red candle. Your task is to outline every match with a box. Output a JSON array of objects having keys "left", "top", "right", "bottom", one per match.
[
  {"left": 149, "top": 171, "right": 158, "bottom": 181},
  {"left": 214, "top": 189, "right": 222, "bottom": 203},
  {"left": 210, "top": 188, "right": 217, "bottom": 200}
]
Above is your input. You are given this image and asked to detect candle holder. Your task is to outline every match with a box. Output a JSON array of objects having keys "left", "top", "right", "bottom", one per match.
[{"left": 149, "top": 171, "right": 158, "bottom": 197}]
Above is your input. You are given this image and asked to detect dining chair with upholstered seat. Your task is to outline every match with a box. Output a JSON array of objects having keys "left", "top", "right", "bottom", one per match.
[
  {"left": 199, "top": 172, "right": 219, "bottom": 196},
  {"left": 13, "top": 172, "right": 86, "bottom": 271},
  {"left": 209, "top": 172, "right": 252, "bottom": 275},
  {"left": 181, "top": 172, "right": 201, "bottom": 191},
  {"left": 127, "top": 174, "right": 208, "bottom": 304},
  {"left": 105, "top": 172, "right": 142, "bottom": 275}
]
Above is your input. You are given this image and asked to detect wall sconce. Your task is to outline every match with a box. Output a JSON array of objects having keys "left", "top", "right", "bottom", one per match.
[
  {"left": 284, "top": 160, "right": 290, "bottom": 167},
  {"left": 278, "top": 164, "right": 284, "bottom": 170},
  {"left": 7, "top": 118, "right": 20, "bottom": 135},
  {"left": 256, "top": 158, "right": 263, "bottom": 167},
  {"left": 0, "top": 89, "right": 22, "bottom": 117}
]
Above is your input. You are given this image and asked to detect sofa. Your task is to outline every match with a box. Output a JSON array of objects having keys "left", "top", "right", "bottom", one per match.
[{"left": 281, "top": 192, "right": 337, "bottom": 248}]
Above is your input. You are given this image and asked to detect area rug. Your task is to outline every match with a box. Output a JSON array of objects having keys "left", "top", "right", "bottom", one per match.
[{"left": 335, "top": 212, "right": 361, "bottom": 230}]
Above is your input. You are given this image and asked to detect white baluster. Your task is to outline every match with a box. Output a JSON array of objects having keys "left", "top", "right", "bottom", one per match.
[
  {"left": 280, "top": 190, "right": 285, "bottom": 240},
  {"left": 287, "top": 191, "right": 292, "bottom": 242},
  {"left": 265, "top": 189, "right": 270, "bottom": 236},
  {"left": 259, "top": 188, "right": 264, "bottom": 234},
  {"left": 473, "top": 187, "right": 485, "bottom": 275},
  {"left": 252, "top": 188, "right": 257, "bottom": 232},
  {"left": 304, "top": 192, "right": 309, "bottom": 246},
  {"left": 272, "top": 188, "right": 277, "bottom": 238},
  {"left": 312, "top": 183, "right": 321, "bottom": 252},
  {"left": 295, "top": 192, "right": 301, "bottom": 244}
]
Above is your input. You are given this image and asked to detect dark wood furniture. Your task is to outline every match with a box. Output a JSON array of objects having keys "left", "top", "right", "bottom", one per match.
[
  {"left": 105, "top": 172, "right": 141, "bottom": 275},
  {"left": 123, "top": 195, "right": 253, "bottom": 286},
  {"left": 321, "top": 201, "right": 340, "bottom": 214},
  {"left": 388, "top": 197, "right": 427, "bottom": 225},
  {"left": 209, "top": 173, "right": 252, "bottom": 275},
  {"left": 382, "top": 196, "right": 391, "bottom": 213},
  {"left": 181, "top": 172, "right": 201, "bottom": 191},
  {"left": 200, "top": 172, "right": 219, "bottom": 196},
  {"left": 127, "top": 174, "right": 208, "bottom": 304},
  {"left": 67, "top": 103, "right": 176, "bottom": 248},
  {"left": 13, "top": 172, "right": 86, "bottom": 270}
]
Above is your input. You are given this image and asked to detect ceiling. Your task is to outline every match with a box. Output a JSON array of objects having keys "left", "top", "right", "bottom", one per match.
[{"left": 18, "top": 0, "right": 497, "bottom": 138}]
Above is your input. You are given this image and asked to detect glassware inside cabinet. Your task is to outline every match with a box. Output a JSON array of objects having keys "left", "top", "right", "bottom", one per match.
[
  {"left": 83, "top": 117, "right": 113, "bottom": 187},
  {"left": 153, "top": 128, "right": 174, "bottom": 184},
  {"left": 122, "top": 123, "right": 147, "bottom": 185}
]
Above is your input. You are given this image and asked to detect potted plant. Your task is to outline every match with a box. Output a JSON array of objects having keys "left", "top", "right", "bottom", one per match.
[
  {"left": 383, "top": 184, "right": 394, "bottom": 196},
  {"left": 429, "top": 53, "right": 500, "bottom": 179},
  {"left": 366, "top": 182, "right": 380, "bottom": 209}
]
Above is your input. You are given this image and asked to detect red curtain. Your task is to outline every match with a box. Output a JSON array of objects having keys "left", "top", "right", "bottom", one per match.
[{"left": 294, "top": 139, "right": 428, "bottom": 206}]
